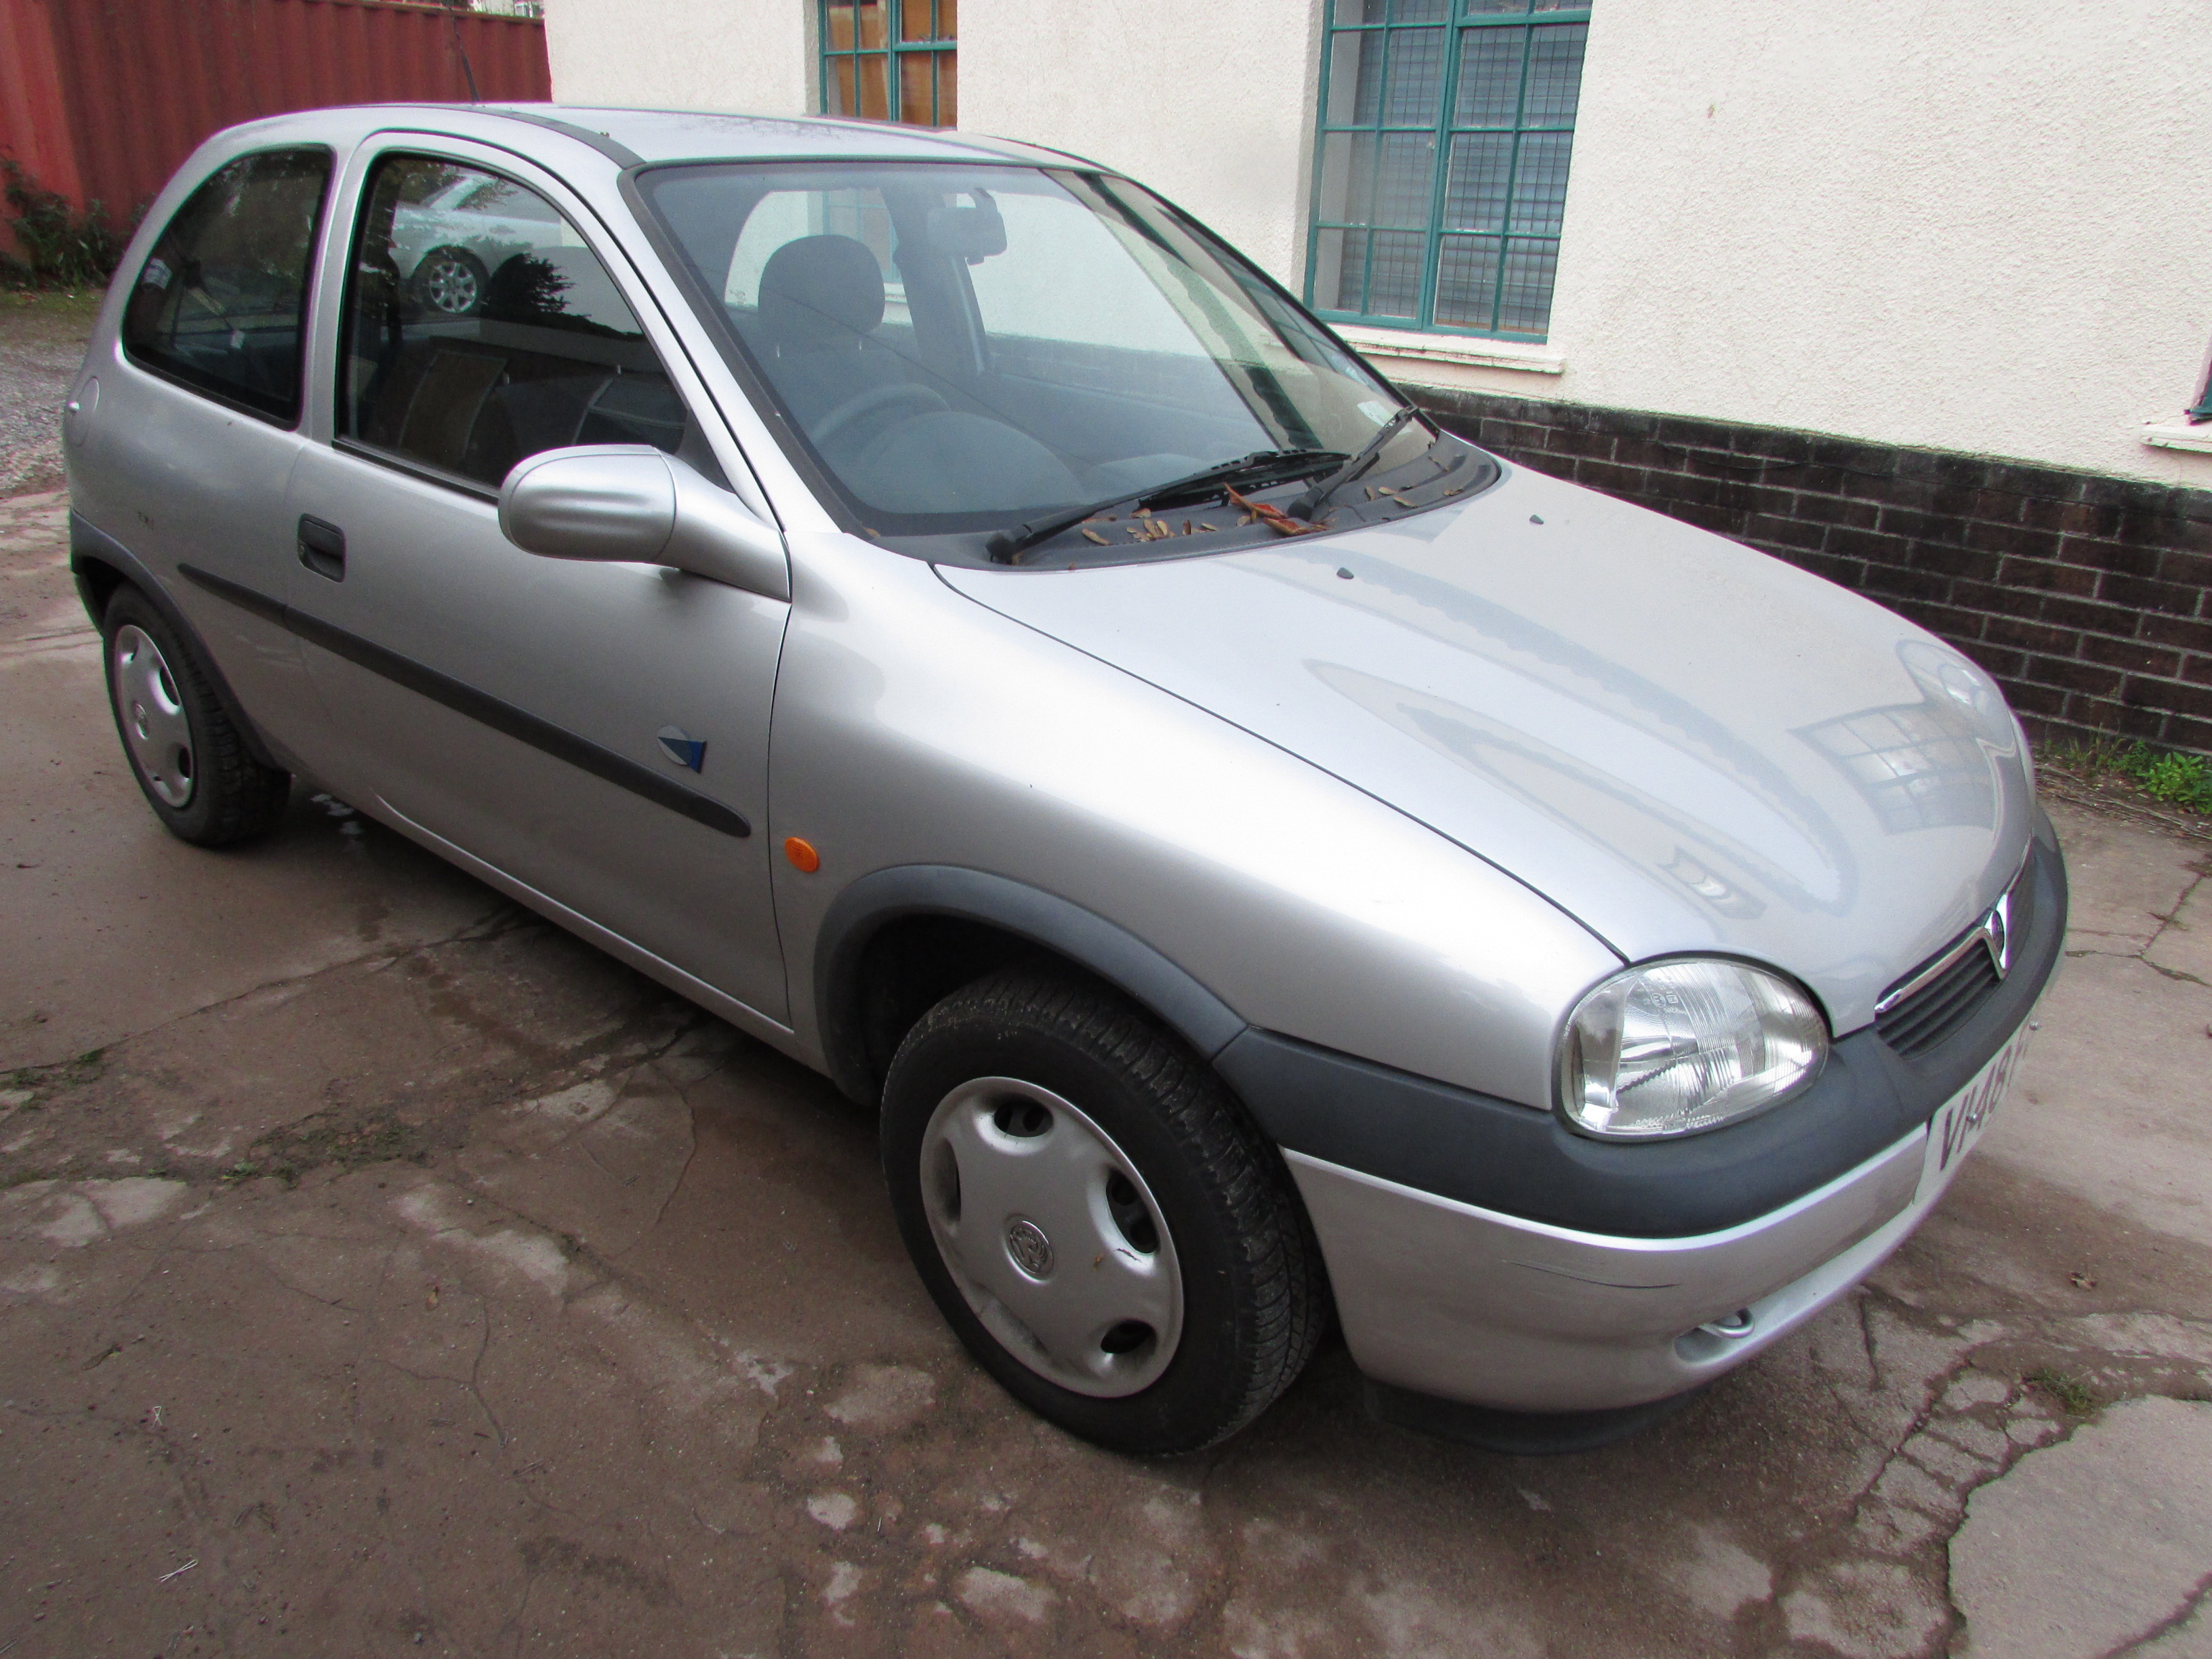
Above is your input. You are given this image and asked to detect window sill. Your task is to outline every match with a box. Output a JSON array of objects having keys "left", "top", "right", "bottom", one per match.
[
  {"left": 1333, "top": 325, "right": 1565, "bottom": 376},
  {"left": 2140, "top": 417, "right": 2212, "bottom": 455}
]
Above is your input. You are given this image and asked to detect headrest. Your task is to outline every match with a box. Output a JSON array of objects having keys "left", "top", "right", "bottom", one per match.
[{"left": 758, "top": 234, "right": 885, "bottom": 348}]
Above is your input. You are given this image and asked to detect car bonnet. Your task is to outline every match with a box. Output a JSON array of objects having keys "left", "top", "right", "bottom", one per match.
[{"left": 935, "top": 461, "right": 2038, "bottom": 1036}]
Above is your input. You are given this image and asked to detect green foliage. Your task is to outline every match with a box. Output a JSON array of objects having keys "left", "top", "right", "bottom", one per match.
[
  {"left": 2120, "top": 745, "right": 2212, "bottom": 813},
  {"left": 2045, "top": 737, "right": 2212, "bottom": 815},
  {"left": 0, "top": 158, "right": 131, "bottom": 291}
]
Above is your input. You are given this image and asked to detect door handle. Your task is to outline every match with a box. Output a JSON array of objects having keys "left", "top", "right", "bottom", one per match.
[{"left": 298, "top": 515, "right": 346, "bottom": 582}]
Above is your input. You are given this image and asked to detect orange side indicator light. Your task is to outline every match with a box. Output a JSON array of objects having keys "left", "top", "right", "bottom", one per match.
[{"left": 783, "top": 836, "right": 821, "bottom": 873}]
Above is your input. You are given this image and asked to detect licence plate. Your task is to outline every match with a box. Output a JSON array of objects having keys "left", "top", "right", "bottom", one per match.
[{"left": 1920, "top": 1018, "right": 2033, "bottom": 1193}]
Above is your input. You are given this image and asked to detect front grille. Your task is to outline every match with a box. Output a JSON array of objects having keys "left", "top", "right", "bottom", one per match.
[
  {"left": 1876, "top": 844, "right": 2040, "bottom": 1061},
  {"left": 1877, "top": 932, "right": 2003, "bottom": 1059}
]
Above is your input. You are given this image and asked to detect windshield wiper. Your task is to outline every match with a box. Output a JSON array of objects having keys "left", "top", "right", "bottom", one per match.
[
  {"left": 1286, "top": 405, "right": 1428, "bottom": 522},
  {"left": 985, "top": 448, "right": 1345, "bottom": 564}
]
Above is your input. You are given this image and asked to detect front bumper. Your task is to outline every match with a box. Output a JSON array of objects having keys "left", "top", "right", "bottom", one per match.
[
  {"left": 1223, "top": 819, "right": 2066, "bottom": 1414},
  {"left": 1288, "top": 1095, "right": 1974, "bottom": 1412}
]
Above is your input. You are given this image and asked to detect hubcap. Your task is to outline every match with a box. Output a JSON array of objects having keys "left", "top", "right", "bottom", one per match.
[
  {"left": 918, "top": 1078, "right": 1183, "bottom": 1398},
  {"left": 111, "top": 625, "right": 193, "bottom": 808},
  {"left": 422, "top": 253, "right": 480, "bottom": 314}
]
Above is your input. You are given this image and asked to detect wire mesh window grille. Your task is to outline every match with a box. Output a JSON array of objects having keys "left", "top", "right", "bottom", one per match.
[
  {"left": 1307, "top": 0, "right": 1589, "bottom": 340},
  {"left": 819, "top": 0, "right": 958, "bottom": 128}
]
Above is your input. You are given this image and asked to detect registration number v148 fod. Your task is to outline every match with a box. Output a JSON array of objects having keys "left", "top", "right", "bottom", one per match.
[{"left": 1921, "top": 1018, "right": 2034, "bottom": 1191}]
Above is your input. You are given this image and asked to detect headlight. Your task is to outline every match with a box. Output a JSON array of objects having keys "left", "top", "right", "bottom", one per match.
[{"left": 1556, "top": 958, "right": 1828, "bottom": 1140}]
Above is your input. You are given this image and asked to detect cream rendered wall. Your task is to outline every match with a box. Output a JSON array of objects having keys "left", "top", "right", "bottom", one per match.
[
  {"left": 546, "top": 0, "right": 1324, "bottom": 287},
  {"left": 951, "top": 0, "right": 1325, "bottom": 289},
  {"left": 1387, "top": 0, "right": 2212, "bottom": 486},
  {"left": 545, "top": 0, "right": 811, "bottom": 119},
  {"left": 545, "top": 0, "right": 2212, "bottom": 485}
]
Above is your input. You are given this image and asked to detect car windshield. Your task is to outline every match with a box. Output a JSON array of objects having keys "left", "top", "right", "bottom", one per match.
[{"left": 637, "top": 160, "right": 1493, "bottom": 562}]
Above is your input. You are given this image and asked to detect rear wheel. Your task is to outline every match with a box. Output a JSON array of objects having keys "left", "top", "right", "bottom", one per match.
[
  {"left": 102, "top": 586, "right": 288, "bottom": 846},
  {"left": 882, "top": 967, "right": 1327, "bottom": 1454}
]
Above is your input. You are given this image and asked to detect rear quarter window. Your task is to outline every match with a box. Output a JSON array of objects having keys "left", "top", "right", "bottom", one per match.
[{"left": 121, "top": 148, "right": 333, "bottom": 424}]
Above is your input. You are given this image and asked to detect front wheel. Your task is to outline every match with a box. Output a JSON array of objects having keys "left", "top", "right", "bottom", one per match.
[{"left": 882, "top": 968, "right": 1328, "bottom": 1454}]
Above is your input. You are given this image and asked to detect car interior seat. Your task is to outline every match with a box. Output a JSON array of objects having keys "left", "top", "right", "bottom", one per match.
[{"left": 748, "top": 234, "right": 914, "bottom": 430}]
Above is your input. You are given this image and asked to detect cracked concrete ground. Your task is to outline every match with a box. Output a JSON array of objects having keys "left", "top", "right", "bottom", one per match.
[{"left": 3, "top": 484, "right": 2210, "bottom": 1658}]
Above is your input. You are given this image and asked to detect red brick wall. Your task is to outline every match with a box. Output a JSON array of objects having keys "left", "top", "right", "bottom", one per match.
[{"left": 1415, "top": 388, "right": 2212, "bottom": 759}]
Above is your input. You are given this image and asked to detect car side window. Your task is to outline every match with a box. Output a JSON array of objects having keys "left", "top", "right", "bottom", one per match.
[
  {"left": 340, "top": 155, "right": 691, "bottom": 491},
  {"left": 121, "top": 148, "right": 333, "bottom": 424}
]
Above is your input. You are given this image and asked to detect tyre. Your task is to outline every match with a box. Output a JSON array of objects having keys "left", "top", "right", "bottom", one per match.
[
  {"left": 413, "top": 246, "right": 488, "bottom": 316},
  {"left": 882, "top": 966, "right": 1328, "bottom": 1454},
  {"left": 102, "top": 586, "right": 289, "bottom": 847}
]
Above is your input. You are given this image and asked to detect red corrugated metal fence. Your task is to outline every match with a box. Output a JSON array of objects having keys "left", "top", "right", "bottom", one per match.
[{"left": 0, "top": 0, "right": 549, "bottom": 234}]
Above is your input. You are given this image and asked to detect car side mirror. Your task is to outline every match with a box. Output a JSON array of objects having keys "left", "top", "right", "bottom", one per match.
[{"left": 497, "top": 445, "right": 791, "bottom": 602}]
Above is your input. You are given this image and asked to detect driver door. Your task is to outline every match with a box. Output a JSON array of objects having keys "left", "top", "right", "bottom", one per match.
[{"left": 286, "top": 142, "right": 792, "bottom": 1025}]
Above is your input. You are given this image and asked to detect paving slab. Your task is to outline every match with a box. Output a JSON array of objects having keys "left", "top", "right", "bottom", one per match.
[
  {"left": 1950, "top": 1397, "right": 2212, "bottom": 1658},
  {"left": 2146, "top": 872, "right": 2212, "bottom": 986},
  {"left": 2053, "top": 805, "right": 2203, "bottom": 956},
  {"left": 1980, "top": 949, "right": 2212, "bottom": 1252},
  {"left": 2129, "top": 1604, "right": 2212, "bottom": 1658}
]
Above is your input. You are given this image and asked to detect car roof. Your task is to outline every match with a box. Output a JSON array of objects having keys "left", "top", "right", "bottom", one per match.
[{"left": 463, "top": 103, "right": 1089, "bottom": 169}]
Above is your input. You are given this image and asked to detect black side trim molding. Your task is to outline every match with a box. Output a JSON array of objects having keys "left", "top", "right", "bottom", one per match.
[
  {"left": 1220, "top": 823, "right": 2067, "bottom": 1240},
  {"left": 814, "top": 865, "right": 1248, "bottom": 1103},
  {"left": 176, "top": 562, "right": 750, "bottom": 839},
  {"left": 180, "top": 562, "right": 287, "bottom": 626}
]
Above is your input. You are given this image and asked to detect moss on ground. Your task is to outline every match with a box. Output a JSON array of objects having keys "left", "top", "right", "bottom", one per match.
[
  {"left": 2026, "top": 1366, "right": 2098, "bottom": 1416},
  {"left": 5, "top": 1048, "right": 108, "bottom": 1107},
  {"left": 241, "top": 1110, "right": 438, "bottom": 1185}
]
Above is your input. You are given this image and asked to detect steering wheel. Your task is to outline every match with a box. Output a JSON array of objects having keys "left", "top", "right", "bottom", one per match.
[{"left": 812, "top": 381, "right": 950, "bottom": 448}]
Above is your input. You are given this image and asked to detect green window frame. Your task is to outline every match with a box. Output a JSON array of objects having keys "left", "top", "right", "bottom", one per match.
[
  {"left": 818, "top": 0, "right": 957, "bottom": 127},
  {"left": 1305, "top": 0, "right": 1591, "bottom": 342}
]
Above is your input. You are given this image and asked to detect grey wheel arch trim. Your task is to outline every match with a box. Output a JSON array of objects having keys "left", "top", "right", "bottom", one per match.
[
  {"left": 69, "top": 512, "right": 287, "bottom": 775},
  {"left": 814, "top": 865, "right": 1249, "bottom": 1104}
]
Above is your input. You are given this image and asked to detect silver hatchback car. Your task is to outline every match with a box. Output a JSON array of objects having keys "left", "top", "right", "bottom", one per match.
[{"left": 65, "top": 104, "right": 2062, "bottom": 1456}]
